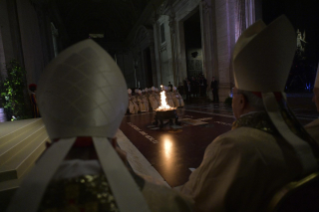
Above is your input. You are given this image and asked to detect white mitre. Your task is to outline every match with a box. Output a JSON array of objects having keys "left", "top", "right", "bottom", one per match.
[
  {"left": 37, "top": 39, "right": 128, "bottom": 139},
  {"left": 233, "top": 15, "right": 295, "bottom": 92},
  {"left": 233, "top": 15, "right": 317, "bottom": 176},
  {"left": 7, "top": 39, "right": 150, "bottom": 212}
]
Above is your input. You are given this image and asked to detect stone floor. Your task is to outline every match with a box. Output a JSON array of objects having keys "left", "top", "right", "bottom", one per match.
[
  {"left": 120, "top": 93, "right": 318, "bottom": 187},
  {"left": 0, "top": 93, "right": 317, "bottom": 188}
]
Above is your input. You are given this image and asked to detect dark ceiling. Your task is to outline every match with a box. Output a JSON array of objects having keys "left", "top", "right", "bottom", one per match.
[{"left": 55, "top": 0, "right": 151, "bottom": 43}]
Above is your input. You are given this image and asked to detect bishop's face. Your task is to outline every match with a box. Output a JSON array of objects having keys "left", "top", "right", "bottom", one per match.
[{"left": 313, "top": 88, "right": 319, "bottom": 112}]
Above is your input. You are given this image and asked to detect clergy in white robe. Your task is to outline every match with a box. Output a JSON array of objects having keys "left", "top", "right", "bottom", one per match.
[
  {"left": 141, "top": 89, "right": 150, "bottom": 112},
  {"left": 164, "top": 86, "right": 175, "bottom": 108},
  {"left": 128, "top": 88, "right": 139, "bottom": 114},
  {"left": 148, "top": 87, "right": 160, "bottom": 111},
  {"left": 172, "top": 86, "right": 185, "bottom": 107},
  {"left": 180, "top": 16, "right": 319, "bottom": 212}
]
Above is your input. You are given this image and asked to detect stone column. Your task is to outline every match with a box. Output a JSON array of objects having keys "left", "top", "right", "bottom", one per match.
[
  {"left": 212, "top": 0, "right": 238, "bottom": 102},
  {"left": 200, "top": 0, "right": 217, "bottom": 100},
  {"left": 245, "top": 0, "right": 255, "bottom": 27},
  {"left": 153, "top": 21, "right": 162, "bottom": 86},
  {"left": 149, "top": 44, "right": 158, "bottom": 87},
  {"left": 175, "top": 20, "right": 187, "bottom": 84},
  {"left": 169, "top": 13, "right": 178, "bottom": 86},
  {"left": 0, "top": 28, "right": 6, "bottom": 76}
]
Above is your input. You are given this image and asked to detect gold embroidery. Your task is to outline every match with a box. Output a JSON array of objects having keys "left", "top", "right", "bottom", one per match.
[
  {"left": 39, "top": 174, "right": 119, "bottom": 212},
  {"left": 232, "top": 112, "right": 278, "bottom": 135}
]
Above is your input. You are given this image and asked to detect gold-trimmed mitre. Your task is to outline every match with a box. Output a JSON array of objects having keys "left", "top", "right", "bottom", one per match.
[{"left": 233, "top": 15, "right": 296, "bottom": 92}]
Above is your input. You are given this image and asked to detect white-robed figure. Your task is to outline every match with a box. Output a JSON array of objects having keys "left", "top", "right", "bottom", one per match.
[
  {"left": 180, "top": 16, "right": 319, "bottom": 212},
  {"left": 172, "top": 86, "right": 185, "bottom": 107},
  {"left": 305, "top": 66, "right": 319, "bottom": 144},
  {"left": 148, "top": 87, "right": 160, "bottom": 111},
  {"left": 135, "top": 89, "right": 147, "bottom": 113},
  {"left": 128, "top": 88, "right": 139, "bottom": 114},
  {"left": 7, "top": 40, "right": 193, "bottom": 212},
  {"left": 154, "top": 88, "right": 161, "bottom": 104},
  {"left": 163, "top": 86, "right": 175, "bottom": 107},
  {"left": 141, "top": 89, "right": 150, "bottom": 112}
]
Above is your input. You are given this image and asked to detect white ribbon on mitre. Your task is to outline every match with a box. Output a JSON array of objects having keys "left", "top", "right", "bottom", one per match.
[
  {"left": 233, "top": 15, "right": 318, "bottom": 176},
  {"left": 7, "top": 39, "right": 150, "bottom": 212}
]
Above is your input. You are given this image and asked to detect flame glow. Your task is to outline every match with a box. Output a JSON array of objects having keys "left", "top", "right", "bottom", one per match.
[
  {"left": 164, "top": 139, "right": 172, "bottom": 159},
  {"left": 155, "top": 85, "right": 176, "bottom": 111},
  {"left": 156, "top": 90, "right": 172, "bottom": 111}
]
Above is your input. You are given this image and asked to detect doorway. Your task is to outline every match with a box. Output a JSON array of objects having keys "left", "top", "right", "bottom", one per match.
[{"left": 183, "top": 9, "right": 202, "bottom": 79}]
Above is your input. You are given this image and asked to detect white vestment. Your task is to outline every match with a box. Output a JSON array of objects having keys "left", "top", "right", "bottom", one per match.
[
  {"left": 128, "top": 96, "right": 139, "bottom": 114},
  {"left": 149, "top": 93, "right": 160, "bottom": 111},
  {"left": 181, "top": 127, "right": 302, "bottom": 212},
  {"left": 136, "top": 95, "right": 146, "bottom": 112},
  {"left": 172, "top": 91, "right": 184, "bottom": 107},
  {"left": 142, "top": 94, "right": 150, "bottom": 112},
  {"left": 166, "top": 92, "right": 175, "bottom": 107}
]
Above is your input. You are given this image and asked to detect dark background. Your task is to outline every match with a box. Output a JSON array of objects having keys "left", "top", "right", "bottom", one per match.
[{"left": 262, "top": 0, "right": 319, "bottom": 92}]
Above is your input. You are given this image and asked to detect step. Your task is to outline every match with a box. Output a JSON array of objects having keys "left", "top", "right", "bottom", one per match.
[
  {"left": 0, "top": 118, "right": 42, "bottom": 149},
  {"left": 0, "top": 122, "right": 46, "bottom": 166},
  {"left": 0, "top": 169, "right": 28, "bottom": 211},
  {"left": 0, "top": 126, "right": 49, "bottom": 182}
]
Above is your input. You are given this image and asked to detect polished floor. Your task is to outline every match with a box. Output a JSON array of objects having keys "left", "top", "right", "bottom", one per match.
[{"left": 120, "top": 95, "right": 318, "bottom": 187}]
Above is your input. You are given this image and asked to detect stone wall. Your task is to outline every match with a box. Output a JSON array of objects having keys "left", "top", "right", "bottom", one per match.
[
  {"left": 0, "top": 0, "right": 21, "bottom": 76},
  {"left": 156, "top": 15, "right": 175, "bottom": 87},
  {"left": 0, "top": 0, "right": 54, "bottom": 84},
  {"left": 117, "top": 52, "right": 135, "bottom": 89},
  {"left": 16, "top": 0, "right": 47, "bottom": 84}
]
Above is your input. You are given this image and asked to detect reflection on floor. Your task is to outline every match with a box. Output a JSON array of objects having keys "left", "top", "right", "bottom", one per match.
[
  {"left": 120, "top": 101, "right": 318, "bottom": 188},
  {"left": 121, "top": 105, "right": 234, "bottom": 187}
]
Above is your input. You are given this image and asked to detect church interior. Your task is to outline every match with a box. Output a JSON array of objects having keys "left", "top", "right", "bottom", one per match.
[{"left": 0, "top": 0, "right": 319, "bottom": 211}]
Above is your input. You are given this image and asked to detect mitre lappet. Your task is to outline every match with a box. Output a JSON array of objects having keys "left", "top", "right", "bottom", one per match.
[
  {"left": 7, "top": 39, "right": 150, "bottom": 212},
  {"left": 232, "top": 15, "right": 318, "bottom": 176}
]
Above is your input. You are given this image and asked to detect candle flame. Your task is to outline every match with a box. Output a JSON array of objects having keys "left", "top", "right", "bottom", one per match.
[{"left": 156, "top": 85, "right": 176, "bottom": 111}]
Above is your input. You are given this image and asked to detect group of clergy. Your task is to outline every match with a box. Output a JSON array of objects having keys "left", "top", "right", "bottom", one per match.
[{"left": 127, "top": 86, "right": 184, "bottom": 114}]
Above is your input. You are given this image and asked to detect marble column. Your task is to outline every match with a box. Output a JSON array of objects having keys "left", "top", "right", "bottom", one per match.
[
  {"left": 200, "top": 0, "right": 217, "bottom": 100},
  {"left": 0, "top": 28, "right": 6, "bottom": 76},
  {"left": 212, "top": 0, "right": 238, "bottom": 102},
  {"left": 149, "top": 44, "right": 158, "bottom": 87},
  {"left": 169, "top": 13, "right": 178, "bottom": 86},
  {"left": 175, "top": 20, "right": 187, "bottom": 84},
  {"left": 245, "top": 0, "right": 255, "bottom": 28},
  {"left": 153, "top": 21, "right": 162, "bottom": 86}
]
